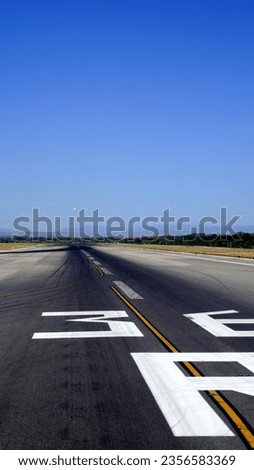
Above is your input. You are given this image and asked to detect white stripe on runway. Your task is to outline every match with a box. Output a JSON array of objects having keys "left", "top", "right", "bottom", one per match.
[
  {"left": 32, "top": 324, "right": 142, "bottom": 339},
  {"left": 100, "top": 267, "right": 113, "bottom": 275},
  {"left": 113, "top": 281, "right": 143, "bottom": 299},
  {"left": 42, "top": 311, "right": 127, "bottom": 316}
]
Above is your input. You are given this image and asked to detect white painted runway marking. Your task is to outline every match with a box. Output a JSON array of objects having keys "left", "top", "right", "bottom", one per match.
[
  {"left": 33, "top": 311, "right": 143, "bottom": 339},
  {"left": 42, "top": 311, "right": 127, "bottom": 316},
  {"left": 113, "top": 281, "right": 143, "bottom": 299},
  {"left": 184, "top": 310, "right": 254, "bottom": 336},
  {"left": 100, "top": 267, "right": 113, "bottom": 275},
  {"left": 132, "top": 352, "right": 254, "bottom": 437},
  {"left": 86, "top": 256, "right": 112, "bottom": 274}
]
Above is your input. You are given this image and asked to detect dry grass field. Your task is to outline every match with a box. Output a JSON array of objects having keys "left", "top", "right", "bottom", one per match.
[
  {"left": 0, "top": 243, "right": 36, "bottom": 251},
  {"left": 0, "top": 243, "right": 47, "bottom": 251}
]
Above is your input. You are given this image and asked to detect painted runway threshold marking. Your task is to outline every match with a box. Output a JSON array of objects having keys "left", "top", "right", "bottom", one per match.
[
  {"left": 184, "top": 310, "right": 254, "bottom": 336},
  {"left": 132, "top": 352, "right": 254, "bottom": 437},
  {"left": 32, "top": 310, "right": 143, "bottom": 339},
  {"left": 113, "top": 281, "right": 143, "bottom": 299}
]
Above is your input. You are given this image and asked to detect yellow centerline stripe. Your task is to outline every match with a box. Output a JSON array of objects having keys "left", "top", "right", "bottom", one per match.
[
  {"left": 84, "top": 255, "right": 104, "bottom": 279},
  {"left": 79, "top": 250, "right": 106, "bottom": 281},
  {"left": 111, "top": 286, "right": 178, "bottom": 352},
  {"left": 111, "top": 285, "right": 254, "bottom": 449}
]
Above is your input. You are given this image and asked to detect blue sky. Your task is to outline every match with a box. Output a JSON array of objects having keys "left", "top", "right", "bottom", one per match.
[{"left": 1, "top": 0, "right": 254, "bottom": 230}]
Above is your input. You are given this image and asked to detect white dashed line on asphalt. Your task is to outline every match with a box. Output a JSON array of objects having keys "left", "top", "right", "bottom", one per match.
[
  {"left": 100, "top": 267, "right": 113, "bottom": 275},
  {"left": 113, "top": 281, "right": 143, "bottom": 299}
]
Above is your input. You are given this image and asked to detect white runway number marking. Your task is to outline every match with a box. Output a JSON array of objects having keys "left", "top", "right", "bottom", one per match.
[
  {"left": 32, "top": 311, "right": 143, "bottom": 339},
  {"left": 132, "top": 352, "right": 254, "bottom": 437},
  {"left": 184, "top": 310, "right": 254, "bottom": 336}
]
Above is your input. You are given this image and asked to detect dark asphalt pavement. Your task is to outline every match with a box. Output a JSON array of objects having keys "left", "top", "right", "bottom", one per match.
[{"left": 0, "top": 245, "right": 253, "bottom": 450}]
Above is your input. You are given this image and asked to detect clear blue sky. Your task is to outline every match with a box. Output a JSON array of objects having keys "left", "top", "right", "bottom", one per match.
[{"left": 1, "top": 0, "right": 253, "bottom": 230}]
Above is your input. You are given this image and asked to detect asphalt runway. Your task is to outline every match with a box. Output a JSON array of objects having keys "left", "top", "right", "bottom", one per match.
[{"left": 0, "top": 244, "right": 254, "bottom": 450}]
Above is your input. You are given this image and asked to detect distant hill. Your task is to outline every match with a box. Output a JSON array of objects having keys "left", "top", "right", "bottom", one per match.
[
  {"left": 0, "top": 224, "right": 254, "bottom": 239},
  {"left": 0, "top": 228, "right": 14, "bottom": 237}
]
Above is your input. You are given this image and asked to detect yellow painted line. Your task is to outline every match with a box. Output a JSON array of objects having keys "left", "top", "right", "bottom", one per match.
[
  {"left": 111, "top": 285, "right": 254, "bottom": 449},
  {"left": 83, "top": 254, "right": 104, "bottom": 279},
  {"left": 211, "top": 392, "right": 254, "bottom": 449},
  {"left": 111, "top": 286, "right": 178, "bottom": 353}
]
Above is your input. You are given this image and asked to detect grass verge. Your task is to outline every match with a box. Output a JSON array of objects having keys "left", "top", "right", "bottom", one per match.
[{"left": 0, "top": 243, "right": 46, "bottom": 251}]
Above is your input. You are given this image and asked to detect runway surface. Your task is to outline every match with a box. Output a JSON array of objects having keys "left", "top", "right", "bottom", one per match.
[{"left": 0, "top": 244, "right": 254, "bottom": 450}]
